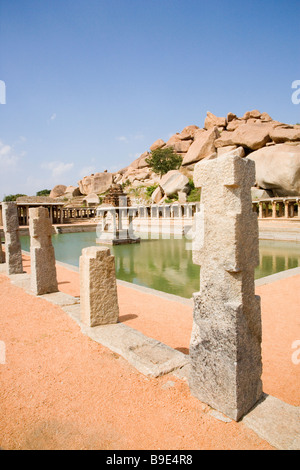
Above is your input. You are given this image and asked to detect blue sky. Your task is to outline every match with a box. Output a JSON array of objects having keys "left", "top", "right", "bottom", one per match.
[{"left": 0, "top": 0, "right": 299, "bottom": 199}]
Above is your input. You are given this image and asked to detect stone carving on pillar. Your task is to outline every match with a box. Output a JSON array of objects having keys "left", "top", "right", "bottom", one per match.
[
  {"left": 2, "top": 202, "right": 23, "bottom": 275},
  {"left": 29, "top": 207, "right": 58, "bottom": 295},
  {"left": 189, "top": 154, "right": 263, "bottom": 421},
  {"left": 80, "top": 246, "right": 119, "bottom": 327}
]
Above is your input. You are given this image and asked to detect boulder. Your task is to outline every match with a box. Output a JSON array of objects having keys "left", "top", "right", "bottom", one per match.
[
  {"left": 182, "top": 127, "right": 220, "bottom": 165},
  {"left": 172, "top": 140, "right": 193, "bottom": 153},
  {"left": 151, "top": 186, "right": 163, "bottom": 204},
  {"left": 215, "top": 122, "right": 272, "bottom": 150},
  {"left": 247, "top": 143, "right": 300, "bottom": 196},
  {"left": 217, "top": 145, "right": 238, "bottom": 156},
  {"left": 242, "top": 110, "right": 262, "bottom": 120},
  {"left": 204, "top": 111, "right": 227, "bottom": 130},
  {"left": 180, "top": 125, "right": 200, "bottom": 140},
  {"left": 260, "top": 112, "right": 272, "bottom": 122},
  {"left": 129, "top": 151, "right": 150, "bottom": 170},
  {"left": 218, "top": 146, "right": 245, "bottom": 158},
  {"left": 50, "top": 185, "right": 67, "bottom": 198},
  {"left": 178, "top": 191, "right": 187, "bottom": 203},
  {"left": 150, "top": 139, "right": 165, "bottom": 151},
  {"left": 227, "top": 112, "right": 237, "bottom": 122},
  {"left": 160, "top": 170, "right": 190, "bottom": 197},
  {"left": 78, "top": 172, "right": 113, "bottom": 195},
  {"left": 269, "top": 127, "right": 300, "bottom": 143},
  {"left": 251, "top": 187, "right": 274, "bottom": 200},
  {"left": 166, "top": 134, "right": 183, "bottom": 146},
  {"left": 126, "top": 169, "right": 151, "bottom": 183},
  {"left": 64, "top": 186, "right": 82, "bottom": 197},
  {"left": 83, "top": 193, "right": 100, "bottom": 206},
  {"left": 226, "top": 119, "right": 247, "bottom": 131},
  {"left": 114, "top": 173, "right": 122, "bottom": 184}
]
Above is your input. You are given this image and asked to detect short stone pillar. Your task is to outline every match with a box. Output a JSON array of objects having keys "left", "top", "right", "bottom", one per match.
[
  {"left": 80, "top": 246, "right": 119, "bottom": 327},
  {"left": 189, "top": 154, "right": 263, "bottom": 421},
  {"left": 2, "top": 202, "right": 23, "bottom": 275},
  {"left": 29, "top": 207, "right": 58, "bottom": 295},
  {"left": 0, "top": 237, "right": 4, "bottom": 263}
]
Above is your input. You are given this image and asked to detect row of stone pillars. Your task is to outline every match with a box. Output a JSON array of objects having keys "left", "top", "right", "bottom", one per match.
[
  {"left": 253, "top": 198, "right": 300, "bottom": 219},
  {"left": 1, "top": 154, "right": 263, "bottom": 422}
]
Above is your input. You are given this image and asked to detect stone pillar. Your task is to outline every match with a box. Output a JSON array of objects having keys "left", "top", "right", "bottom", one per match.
[
  {"left": 258, "top": 202, "right": 263, "bottom": 219},
  {"left": 2, "top": 202, "right": 23, "bottom": 275},
  {"left": 80, "top": 246, "right": 119, "bottom": 327},
  {"left": 189, "top": 154, "right": 262, "bottom": 421},
  {"left": 0, "top": 236, "right": 4, "bottom": 263},
  {"left": 29, "top": 207, "right": 58, "bottom": 295},
  {"left": 272, "top": 200, "right": 278, "bottom": 218},
  {"left": 284, "top": 201, "right": 289, "bottom": 218}
]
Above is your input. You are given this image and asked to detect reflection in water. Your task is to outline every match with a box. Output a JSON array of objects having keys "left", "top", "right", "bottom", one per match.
[{"left": 20, "top": 233, "right": 300, "bottom": 299}]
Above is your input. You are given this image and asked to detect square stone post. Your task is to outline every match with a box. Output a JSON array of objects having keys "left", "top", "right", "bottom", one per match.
[
  {"left": 2, "top": 202, "right": 23, "bottom": 275},
  {"left": 272, "top": 201, "right": 277, "bottom": 218},
  {"left": 80, "top": 246, "right": 119, "bottom": 327},
  {"left": 189, "top": 154, "right": 262, "bottom": 421},
  {"left": 258, "top": 202, "right": 263, "bottom": 218},
  {"left": 0, "top": 236, "right": 4, "bottom": 263},
  {"left": 29, "top": 207, "right": 58, "bottom": 295}
]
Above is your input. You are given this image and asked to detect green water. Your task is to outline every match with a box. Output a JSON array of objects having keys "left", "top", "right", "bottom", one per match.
[{"left": 20, "top": 233, "right": 300, "bottom": 299}]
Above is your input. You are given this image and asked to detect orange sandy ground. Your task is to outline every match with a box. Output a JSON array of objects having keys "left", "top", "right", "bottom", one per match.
[{"left": 0, "top": 254, "right": 298, "bottom": 450}]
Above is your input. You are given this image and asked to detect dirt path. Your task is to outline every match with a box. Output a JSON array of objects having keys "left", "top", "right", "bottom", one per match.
[{"left": 0, "top": 261, "right": 274, "bottom": 450}]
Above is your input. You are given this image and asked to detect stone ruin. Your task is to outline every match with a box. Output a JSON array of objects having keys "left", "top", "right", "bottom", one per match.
[
  {"left": 189, "top": 153, "right": 263, "bottom": 421},
  {"left": 97, "top": 184, "right": 140, "bottom": 245},
  {"left": 80, "top": 246, "right": 119, "bottom": 327},
  {"left": 2, "top": 202, "right": 23, "bottom": 275},
  {"left": 29, "top": 207, "right": 58, "bottom": 295},
  {"left": 102, "top": 184, "right": 131, "bottom": 207}
]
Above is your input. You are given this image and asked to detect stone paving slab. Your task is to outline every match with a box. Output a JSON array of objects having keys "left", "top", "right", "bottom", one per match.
[
  {"left": 243, "top": 394, "right": 300, "bottom": 450},
  {"left": 83, "top": 322, "right": 190, "bottom": 378},
  {"left": 9, "top": 273, "right": 31, "bottom": 292},
  {"left": 62, "top": 304, "right": 189, "bottom": 378},
  {"left": 39, "top": 291, "right": 79, "bottom": 307}
]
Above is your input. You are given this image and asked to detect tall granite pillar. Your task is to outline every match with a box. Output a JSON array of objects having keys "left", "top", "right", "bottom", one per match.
[
  {"left": 29, "top": 207, "right": 58, "bottom": 295},
  {"left": 189, "top": 154, "right": 262, "bottom": 421},
  {"left": 2, "top": 202, "right": 23, "bottom": 275},
  {"left": 80, "top": 246, "right": 119, "bottom": 327}
]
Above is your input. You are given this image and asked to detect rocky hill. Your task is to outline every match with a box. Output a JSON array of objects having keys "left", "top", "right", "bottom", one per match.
[{"left": 51, "top": 110, "right": 300, "bottom": 205}]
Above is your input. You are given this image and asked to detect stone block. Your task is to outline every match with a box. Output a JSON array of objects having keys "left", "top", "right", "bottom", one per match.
[
  {"left": 29, "top": 207, "right": 58, "bottom": 295},
  {"left": 2, "top": 202, "right": 23, "bottom": 275},
  {"left": 80, "top": 246, "right": 119, "bottom": 327}
]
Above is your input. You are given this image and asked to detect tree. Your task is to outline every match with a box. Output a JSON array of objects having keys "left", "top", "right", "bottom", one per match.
[
  {"left": 145, "top": 147, "right": 183, "bottom": 178},
  {"left": 3, "top": 194, "right": 27, "bottom": 202},
  {"left": 36, "top": 189, "right": 51, "bottom": 197}
]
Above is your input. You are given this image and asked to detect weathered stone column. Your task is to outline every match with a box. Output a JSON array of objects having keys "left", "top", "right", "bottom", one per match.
[
  {"left": 0, "top": 236, "right": 4, "bottom": 263},
  {"left": 2, "top": 202, "right": 23, "bottom": 275},
  {"left": 29, "top": 207, "right": 58, "bottom": 295},
  {"left": 258, "top": 202, "right": 263, "bottom": 219},
  {"left": 272, "top": 201, "right": 277, "bottom": 218},
  {"left": 190, "top": 154, "right": 262, "bottom": 421},
  {"left": 80, "top": 246, "right": 119, "bottom": 327}
]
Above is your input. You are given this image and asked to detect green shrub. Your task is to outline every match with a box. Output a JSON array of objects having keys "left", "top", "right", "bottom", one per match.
[
  {"left": 3, "top": 194, "right": 27, "bottom": 202},
  {"left": 165, "top": 194, "right": 179, "bottom": 204},
  {"left": 187, "top": 188, "right": 201, "bottom": 202},
  {"left": 36, "top": 189, "right": 51, "bottom": 197},
  {"left": 145, "top": 184, "right": 158, "bottom": 198}
]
